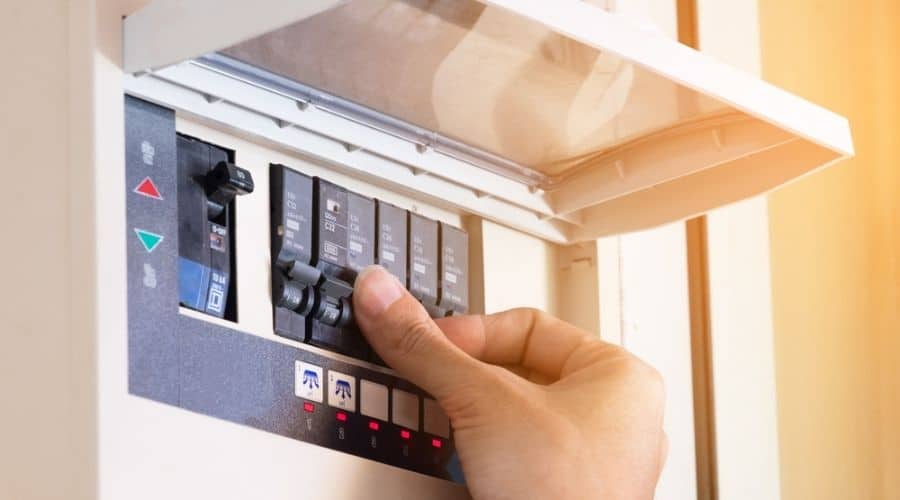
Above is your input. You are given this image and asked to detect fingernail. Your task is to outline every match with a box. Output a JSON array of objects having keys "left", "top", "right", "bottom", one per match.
[{"left": 354, "top": 265, "right": 405, "bottom": 317}]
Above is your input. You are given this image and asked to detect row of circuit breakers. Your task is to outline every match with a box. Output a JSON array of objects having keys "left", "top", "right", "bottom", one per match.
[
  {"left": 177, "top": 140, "right": 469, "bottom": 358},
  {"left": 169, "top": 124, "right": 468, "bottom": 480},
  {"left": 268, "top": 165, "right": 470, "bottom": 360}
]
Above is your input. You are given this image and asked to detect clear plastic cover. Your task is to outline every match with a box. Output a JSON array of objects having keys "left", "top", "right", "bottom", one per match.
[{"left": 222, "top": 0, "right": 726, "bottom": 179}]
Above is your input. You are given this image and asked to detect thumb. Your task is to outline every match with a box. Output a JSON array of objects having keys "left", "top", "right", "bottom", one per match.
[{"left": 353, "top": 265, "right": 485, "bottom": 402}]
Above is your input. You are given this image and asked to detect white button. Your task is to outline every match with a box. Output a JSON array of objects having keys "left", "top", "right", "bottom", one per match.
[
  {"left": 360, "top": 380, "right": 389, "bottom": 421},
  {"left": 327, "top": 371, "right": 356, "bottom": 412},
  {"left": 392, "top": 389, "right": 419, "bottom": 430},
  {"left": 294, "top": 361, "right": 323, "bottom": 403},
  {"left": 423, "top": 398, "right": 450, "bottom": 438}
]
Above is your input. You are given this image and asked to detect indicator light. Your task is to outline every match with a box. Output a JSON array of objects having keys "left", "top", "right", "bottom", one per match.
[
  {"left": 368, "top": 421, "right": 380, "bottom": 431},
  {"left": 431, "top": 438, "right": 442, "bottom": 449},
  {"left": 303, "top": 402, "right": 315, "bottom": 413},
  {"left": 400, "top": 429, "right": 411, "bottom": 440},
  {"left": 336, "top": 411, "right": 347, "bottom": 422}
]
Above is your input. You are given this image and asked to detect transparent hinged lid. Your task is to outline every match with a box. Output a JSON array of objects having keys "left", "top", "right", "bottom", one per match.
[
  {"left": 221, "top": 0, "right": 727, "bottom": 184},
  {"left": 124, "top": 0, "right": 853, "bottom": 242}
]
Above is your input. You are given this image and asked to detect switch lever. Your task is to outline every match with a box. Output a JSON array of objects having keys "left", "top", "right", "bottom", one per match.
[{"left": 205, "top": 161, "right": 254, "bottom": 219}]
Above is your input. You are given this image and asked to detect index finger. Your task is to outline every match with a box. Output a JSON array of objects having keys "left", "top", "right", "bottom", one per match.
[{"left": 434, "top": 308, "right": 612, "bottom": 379}]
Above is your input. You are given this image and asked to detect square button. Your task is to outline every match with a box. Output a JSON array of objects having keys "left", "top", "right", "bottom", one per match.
[
  {"left": 424, "top": 398, "right": 451, "bottom": 438},
  {"left": 392, "top": 389, "right": 419, "bottom": 430},
  {"left": 294, "top": 361, "right": 323, "bottom": 403},
  {"left": 360, "top": 380, "right": 389, "bottom": 421},
  {"left": 328, "top": 370, "right": 357, "bottom": 412}
]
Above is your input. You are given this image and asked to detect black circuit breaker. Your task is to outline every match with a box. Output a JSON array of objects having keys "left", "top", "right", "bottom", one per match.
[
  {"left": 270, "top": 165, "right": 315, "bottom": 342},
  {"left": 375, "top": 201, "right": 408, "bottom": 284},
  {"left": 177, "top": 135, "right": 253, "bottom": 320},
  {"left": 306, "top": 180, "right": 373, "bottom": 359},
  {"left": 409, "top": 213, "right": 441, "bottom": 316},
  {"left": 437, "top": 223, "right": 469, "bottom": 316}
]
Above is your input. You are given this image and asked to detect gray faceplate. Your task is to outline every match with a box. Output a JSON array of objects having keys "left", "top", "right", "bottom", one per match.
[{"left": 125, "top": 95, "right": 462, "bottom": 484}]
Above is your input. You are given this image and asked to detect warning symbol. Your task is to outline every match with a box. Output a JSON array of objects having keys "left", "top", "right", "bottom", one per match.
[
  {"left": 134, "top": 228, "right": 164, "bottom": 253},
  {"left": 134, "top": 177, "right": 163, "bottom": 200}
]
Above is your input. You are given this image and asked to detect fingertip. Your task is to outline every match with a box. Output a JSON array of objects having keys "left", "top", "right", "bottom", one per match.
[{"left": 353, "top": 265, "right": 405, "bottom": 319}]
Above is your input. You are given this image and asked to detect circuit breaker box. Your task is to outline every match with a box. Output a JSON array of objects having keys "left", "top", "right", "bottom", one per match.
[
  {"left": 1, "top": 1, "right": 856, "bottom": 499},
  {"left": 115, "top": 0, "right": 852, "bottom": 494}
]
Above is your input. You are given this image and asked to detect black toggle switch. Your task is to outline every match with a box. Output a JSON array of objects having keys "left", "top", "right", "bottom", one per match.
[
  {"left": 312, "top": 295, "right": 353, "bottom": 329},
  {"left": 273, "top": 274, "right": 316, "bottom": 316},
  {"left": 287, "top": 260, "right": 323, "bottom": 287},
  {"left": 205, "top": 161, "right": 254, "bottom": 219}
]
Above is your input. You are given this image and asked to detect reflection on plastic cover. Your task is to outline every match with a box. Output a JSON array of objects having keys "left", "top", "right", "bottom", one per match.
[{"left": 221, "top": 0, "right": 726, "bottom": 178}]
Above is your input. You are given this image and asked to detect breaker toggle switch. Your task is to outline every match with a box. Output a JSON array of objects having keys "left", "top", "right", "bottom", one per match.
[
  {"left": 281, "top": 258, "right": 323, "bottom": 287},
  {"left": 273, "top": 274, "right": 316, "bottom": 316},
  {"left": 314, "top": 295, "right": 353, "bottom": 328},
  {"left": 205, "top": 161, "right": 254, "bottom": 219}
]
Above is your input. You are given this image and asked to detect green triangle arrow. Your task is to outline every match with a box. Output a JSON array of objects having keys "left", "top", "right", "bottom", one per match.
[{"left": 134, "top": 228, "right": 164, "bottom": 253}]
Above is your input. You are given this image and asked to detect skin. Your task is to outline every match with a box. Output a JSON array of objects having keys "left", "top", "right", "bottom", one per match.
[{"left": 353, "top": 266, "right": 668, "bottom": 500}]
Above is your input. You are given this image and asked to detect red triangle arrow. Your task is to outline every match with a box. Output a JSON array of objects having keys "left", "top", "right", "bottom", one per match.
[{"left": 134, "top": 177, "right": 163, "bottom": 200}]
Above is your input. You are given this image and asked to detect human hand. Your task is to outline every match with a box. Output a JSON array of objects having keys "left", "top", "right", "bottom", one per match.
[{"left": 353, "top": 266, "right": 667, "bottom": 500}]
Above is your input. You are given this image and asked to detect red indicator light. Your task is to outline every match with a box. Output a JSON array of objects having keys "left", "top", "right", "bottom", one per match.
[
  {"left": 336, "top": 411, "right": 347, "bottom": 422},
  {"left": 400, "top": 429, "right": 411, "bottom": 440},
  {"left": 368, "top": 421, "right": 380, "bottom": 431},
  {"left": 431, "top": 438, "right": 442, "bottom": 449},
  {"left": 303, "top": 402, "right": 315, "bottom": 413}
]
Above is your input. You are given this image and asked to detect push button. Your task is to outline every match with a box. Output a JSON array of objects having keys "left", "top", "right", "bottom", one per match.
[
  {"left": 423, "top": 398, "right": 451, "bottom": 438},
  {"left": 327, "top": 371, "right": 356, "bottom": 412},
  {"left": 360, "top": 380, "right": 389, "bottom": 421},
  {"left": 294, "top": 361, "right": 323, "bottom": 403},
  {"left": 392, "top": 389, "right": 420, "bottom": 430}
]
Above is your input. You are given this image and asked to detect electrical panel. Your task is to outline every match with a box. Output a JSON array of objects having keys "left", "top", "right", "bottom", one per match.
[{"left": 125, "top": 95, "right": 468, "bottom": 484}]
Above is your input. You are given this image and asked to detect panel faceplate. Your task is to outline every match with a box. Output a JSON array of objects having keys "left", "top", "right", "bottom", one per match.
[{"left": 125, "top": 95, "right": 463, "bottom": 484}]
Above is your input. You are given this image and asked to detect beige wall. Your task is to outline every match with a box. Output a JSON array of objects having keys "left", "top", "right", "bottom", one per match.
[
  {"left": 0, "top": 1, "right": 99, "bottom": 499},
  {"left": 760, "top": 1, "right": 900, "bottom": 498}
]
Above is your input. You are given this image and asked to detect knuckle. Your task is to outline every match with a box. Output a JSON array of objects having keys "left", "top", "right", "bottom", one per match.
[
  {"left": 620, "top": 356, "right": 666, "bottom": 403},
  {"left": 516, "top": 307, "right": 546, "bottom": 329},
  {"left": 395, "top": 318, "right": 436, "bottom": 358}
]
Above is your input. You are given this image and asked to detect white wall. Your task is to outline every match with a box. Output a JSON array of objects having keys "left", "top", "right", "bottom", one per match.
[
  {"left": 613, "top": 224, "right": 699, "bottom": 500},
  {"left": 597, "top": 2, "right": 701, "bottom": 499},
  {"left": 0, "top": 1, "right": 98, "bottom": 499},
  {"left": 697, "top": 0, "right": 783, "bottom": 498},
  {"left": 479, "top": 220, "right": 560, "bottom": 315}
]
